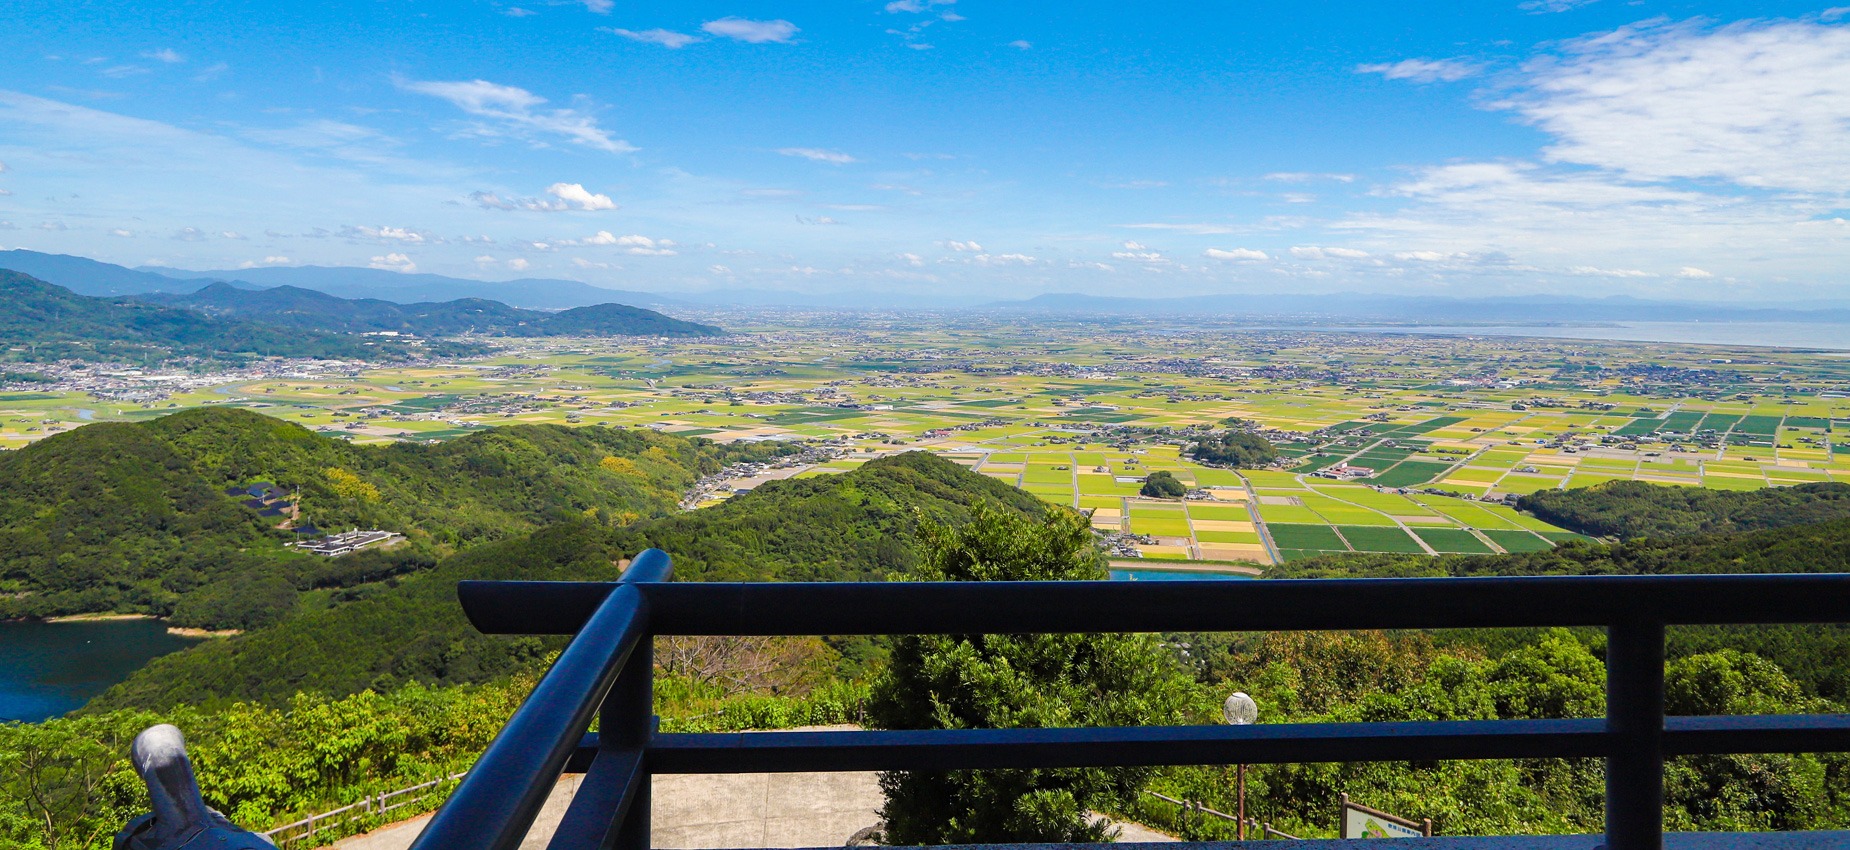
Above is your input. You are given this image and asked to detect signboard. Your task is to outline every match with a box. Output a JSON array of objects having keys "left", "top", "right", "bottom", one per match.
[{"left": 1339, "top": 795, "right": 1431, "bottom": 839}]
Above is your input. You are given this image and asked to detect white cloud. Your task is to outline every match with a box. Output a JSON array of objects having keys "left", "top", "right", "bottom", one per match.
[
  {"left": 1520, "top": 0, "right": 1599, "bottom": 12},
  {"left": 1290, "top": 246, "right": 1370, "bottom": 259},
  {"left": 172, "top": 226, "right": 204, "bottom": 240},
  {"left": 1112, "top": 241, "right": 1167, "bottom": 263},
  {"left": 0, "top": 161, "right": 7, "bottom": 172},
  {"left": 885, "top": 0, "right": 954, "bottom": 12},
  {"left": 398, "top": 78, "right": 636, "bottom": 153},
  {"left": 582, "top": 0, "right": 613, "bottom": 12},
  {"left": 1508, "top": 17, "right": 1850, "bottom": 192},
  {"left": 369, "top": 252, "right": 416, "bottom": 272},
  {"left": 1204, "top": 247, "right": 1269, "bottom": 261},
  {"left": 341, "top": 225, "right": 433, "bottom": 243},
  {"left": 0, "top": 189, "right": 9, "bottom": 196},
  {"left": 1568, "top": 265, "right": 1655, "bottom": 277},
  {"left": 777, "top": 147, "right": 855, "bottom": 164},
  {"left": 1264, "top": 172, "right": 1356, "bottom": 183},
  {"left": 109, "top": 228, "right": 132, "bottom": 237},
  {"left": 237, "top": 256, "right": 291, "bottom": 268},
  {"left": 606, "top": 28, "right": 701, "bottom": 48},
  {"left": 1008, "top": 40, "right": 1032, "bottom": 50},
  {"left": 1676, "top": 266, "right": 1715, "bottom": 278},
  {"left": 579, "top": 231, "right": 677, "bottom": 255},
  {"left": 899, "top": 252, "right": 923, "bottom": 266},
  {"left": 946, "top": 240, "right": 983, "bottom": 252},
  {"left": 547, "top": 182, "right": 617, "bottom": 210},
  {"left": 701, "top": 17, "right": 798, "bottom": 44},
  {"left": 141, "top": 48, "right": 185, "bottom": 64},
  {"left": 709, "top": 264, "right": 733, "bottom": 275},
  {"left": 504, "top": 8, "right": 536, "bottom": 17},
  {"left": 1356, "top": 58, "right": 1481, "bottom": 83},
  {"left": 220, "top": 231, "right": 245, "bottom": 240},
  {"left": 1394, "top": 250, "right": 1470, "bottom": 262},
  {"left": 507, "top": 257, "right": 531, "bottom": 271},
  {"left": 1118, "top": 222, "right": 1237, "bottom": 235}
]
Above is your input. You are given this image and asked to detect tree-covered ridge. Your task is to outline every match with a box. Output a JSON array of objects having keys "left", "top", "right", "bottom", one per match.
[
  {"left": 0, "top": 271, "right": 455, "bottom": 364},
  {"left": 139, "top": 282, "right": 723, "bottom": 338},
  {"left": 1518, "top": 480, "right": 1850, "bottom": 539},
  {"left": 0, "top": 408, "right": 777, "bottom": 624},
  {"left": 90, "top": 451, "right": 1048, "bottom": 710}
]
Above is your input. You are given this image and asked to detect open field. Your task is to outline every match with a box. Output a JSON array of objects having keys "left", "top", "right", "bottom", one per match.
[{"left": 6, "top": 317, "right": 1848, "bottom": 570}]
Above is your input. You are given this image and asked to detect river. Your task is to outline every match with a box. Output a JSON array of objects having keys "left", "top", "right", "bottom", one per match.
[{"left": 0, "top": 618, "right": 201, "bottom": 722}]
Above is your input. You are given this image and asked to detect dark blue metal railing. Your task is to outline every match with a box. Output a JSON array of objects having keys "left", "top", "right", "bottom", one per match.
[{"left": 407, "top": 554, "right": 1850, "bottom": 850}]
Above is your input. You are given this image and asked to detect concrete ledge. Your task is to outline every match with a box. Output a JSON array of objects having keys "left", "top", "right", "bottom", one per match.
[{"left": 822, "top": 834, "right": 1850, "bottom": 850}]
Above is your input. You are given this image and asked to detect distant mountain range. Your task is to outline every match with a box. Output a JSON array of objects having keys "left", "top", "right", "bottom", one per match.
[
  {"left": 0, "top": 249, "right": 672, "bottom": 310},
  {"left": 987, "top": 292, "right": 1850, "bottom": 324},
  {"left": 0, "top": 270, "right": 446, "bottom": 364},
  {"left": 135, "top": 282, "right": 722, "bottom": 338},
  {"left": 144, "top": 262, "right": 675, "bottom": 311},
  {"left": 5, "top": 249, "right": 1848, "bottom": 320}
]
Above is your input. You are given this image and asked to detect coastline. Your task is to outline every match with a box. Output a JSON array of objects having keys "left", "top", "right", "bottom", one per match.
[
  {"left": 37, "top": 612, "right": 237, "bottom": 638},
  {"left": 43, "top": 612, "right": 156, "bottom": 623}
]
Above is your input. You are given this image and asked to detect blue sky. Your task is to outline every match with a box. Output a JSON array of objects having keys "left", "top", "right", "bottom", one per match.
[{"left": 1, "top": 1, "right": 1847, "bottom": 301}]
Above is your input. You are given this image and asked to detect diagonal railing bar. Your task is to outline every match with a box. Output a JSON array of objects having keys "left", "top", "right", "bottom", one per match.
[{"left": 419, "top": 566, "right": 1850, "bottom": 850}]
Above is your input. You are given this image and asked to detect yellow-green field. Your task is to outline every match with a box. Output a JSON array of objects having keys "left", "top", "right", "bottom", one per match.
[{"left": 6, "top": 321, "right": 1847, "bottom": 567}]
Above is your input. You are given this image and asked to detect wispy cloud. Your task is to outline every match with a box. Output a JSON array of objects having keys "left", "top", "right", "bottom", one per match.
[
  {"left": 1508, "top": 16, "right": 1850, "bottom": 193},
  {"left": 140, "top": 48, "right": 185, "bottom": 64},
  {"left": 605, "top": 28, "right": 701, "bottom": 48},
  {"left": 1519, "top": 0, "right": 1599, "bottom": 12},
  {"left": 1356, "top": 58, "right": 1481, "bottom": 83},
  {"left": 1204, "top": 248, "right": 1268, "bottom": 261},
  {"left": 778, "top": 147, "right": 856, "bottom": 164},
  {"left": 701, "top": 17, "right": 798, "bottom": 44},
  {"left": 473, "top": 182, "right": 617, "bottom": 212},
  {"left": 397, "top": 77, "right": 636, "bottom": 153}
]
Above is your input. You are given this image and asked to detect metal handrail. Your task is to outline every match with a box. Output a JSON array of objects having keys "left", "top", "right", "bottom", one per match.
[{"left": 412, "top": 567, "right": 1850, "bottom": 850}]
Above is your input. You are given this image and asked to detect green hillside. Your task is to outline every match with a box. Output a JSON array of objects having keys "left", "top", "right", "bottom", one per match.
[
  {"left": 91, "top": 452, "right": 1049, "bottom": 709},
  {"left": 0, "top": 408, "right": 784, "bottom": 624},
  {"left": 1518, "top": 480, "right": 1850, "bottom": 539}
]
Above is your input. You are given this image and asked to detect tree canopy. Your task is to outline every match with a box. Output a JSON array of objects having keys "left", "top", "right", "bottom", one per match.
[{"left": 868, "top": 503, "right": 1196, "bottom": 844}]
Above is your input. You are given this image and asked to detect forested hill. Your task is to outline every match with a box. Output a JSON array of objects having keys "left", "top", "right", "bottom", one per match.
[
  {"left": 140, "top": 281, "right": 724, "bottom": 338},
  {"left": 0, "top": 270, "right": 443, "bottom": 364},
  {"left": 1518, "top": 480, "right": 1850, "bottom": 539},
  {"left": 0, "top": 408, "right": 784, "bottom": 623},
  {"left": 91, "top": 452, "right": 1049, "bottom": 710}
]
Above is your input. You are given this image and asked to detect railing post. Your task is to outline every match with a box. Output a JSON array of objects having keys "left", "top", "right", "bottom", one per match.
[
  {"left": 1605, "top": 619, "right": 1665, "bottom": 850},
  {"left": 608, "top": 631, "right": 653, "bottom": 850}
]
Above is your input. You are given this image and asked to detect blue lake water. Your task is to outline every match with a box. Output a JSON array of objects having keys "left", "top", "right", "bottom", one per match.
[
  {"left": 1110, "top": 569, "right": 1256, "bottom": 582},
  {"left": 0, "top": 618, "right": 201, "bottom": 722}
]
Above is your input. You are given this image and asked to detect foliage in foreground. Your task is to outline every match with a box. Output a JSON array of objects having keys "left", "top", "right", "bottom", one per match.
[
  {"left": 0, "top": 671, "right": 869, "bottom": 850},
  {"left": 868, "top": 503, "right": 1198, "bottom": 844},
  {"left": 1135, "top": 630, "right": 1850, "bottom": 839}
]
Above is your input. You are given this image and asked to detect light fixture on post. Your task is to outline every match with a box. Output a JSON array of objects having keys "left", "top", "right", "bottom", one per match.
[{"left": 1223, "top": 691, "right": 1258, "bottom": 841}]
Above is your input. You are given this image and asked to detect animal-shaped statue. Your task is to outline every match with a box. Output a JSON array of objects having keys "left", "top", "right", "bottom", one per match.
[{"left": 114, "top": 724, "right": 275, "bottom": 850}]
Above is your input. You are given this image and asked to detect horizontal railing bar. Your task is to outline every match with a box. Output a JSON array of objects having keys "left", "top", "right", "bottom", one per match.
[
  {"left": 459, "top": 574, "right": 1850, "bottom": 636},
  {"left": 620, "top": 714, "right": 1850, "bottom": 774},
  {"left": 645, "top": 720, "right": 1613, "bottom": 772},
  {"left": 1663, "top": 713, "right": 1850, "bottom": 754}
]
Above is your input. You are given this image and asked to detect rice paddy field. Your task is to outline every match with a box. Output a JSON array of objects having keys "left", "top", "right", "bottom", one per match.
[{"left": 5, "top": 317, "right": 1848, "bottom": 571}]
